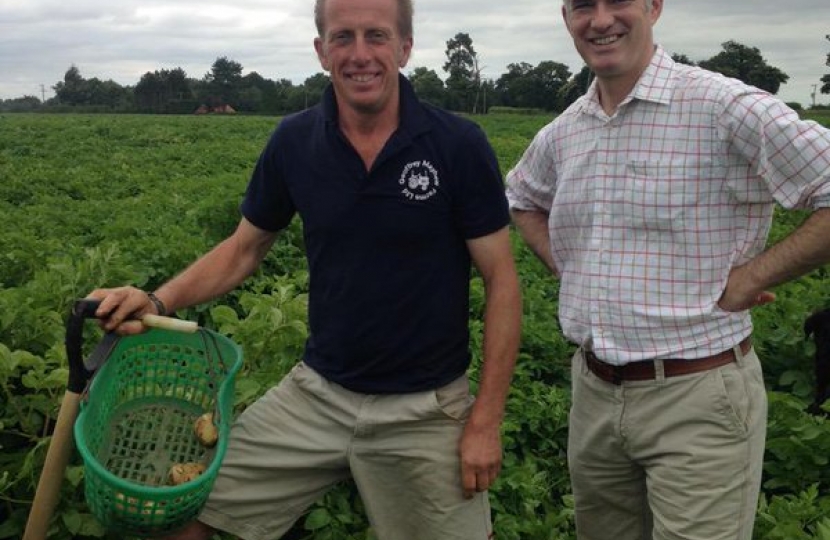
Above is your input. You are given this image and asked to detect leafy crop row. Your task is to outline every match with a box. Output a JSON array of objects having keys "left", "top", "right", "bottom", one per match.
[{"left": 0, "top": 112, "right": 828, "bottom": 539}]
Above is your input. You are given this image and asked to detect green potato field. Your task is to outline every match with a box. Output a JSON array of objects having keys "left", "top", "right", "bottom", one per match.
[{"left": 0, "top": 112, "right": 829, "bottom": 539}]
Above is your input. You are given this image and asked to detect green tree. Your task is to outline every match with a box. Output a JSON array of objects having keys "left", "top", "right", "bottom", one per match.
[
  {"left": 270, "top": 78, "right": 298, "bottom": 114},
  {"left": 53, "top": 65, "right": 88, "bottom": 105},
  {"left": 496, "top": 62, "right": 534, "bottom": 108},
  {"left": 408, "top": 67, "right": 446, "bottom": 107},
  {"left": 52, "top": 65, "right": 131, "bottom": 109},
  {"left": 134, "top": 68, "right": 192, "bottom": 113},
  {"left": 443, "top": 32, "right": 480, "bottom": 112},
  {"left": 534, "top": 61, "right": 572, "bottom": 111},
  {"left": 557, "top": 64, "right": 594, "bottom": 110},
  {"left": 239, "top": 72, "right": 302, "bottom": 114},
  {"left": 495, "top": 61, "right": 571, "bottom": 112},
  {"left": 822, "top": 34, "right": 830, "bottom": 95},
  {"left": 304, "top": 72, "right": 330, "bottom": 106},
  {"left": 203, "top": 56, "right": 244, "bottom": 106},
  {"left": 671, "top": 53, "right": 695, "bottom": 66},
  {"left": 286, "top": 72, "right": 330, "bottom": 111},
  {"left": 86, "top": 78, "right": 132, "bottom": 109},
  {"left": 0, "top": 95, "right": 41, "bottom": 112},
  {"left": 478, "top": 78, "right": 496, "bottom": 113},
  {"left": 238, "top": 71, "right": 270, "bottom": 112},
  {"left": 134, "top": 71, "right": 163, "bottom": 111},
  {"left": 698, "top": 40, "right": 789, "bottom": 94}
]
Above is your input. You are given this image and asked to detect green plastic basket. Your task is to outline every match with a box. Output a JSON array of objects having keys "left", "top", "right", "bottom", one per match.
[{"left": 74, "top": 327, "right": 243, "bottom": 536}]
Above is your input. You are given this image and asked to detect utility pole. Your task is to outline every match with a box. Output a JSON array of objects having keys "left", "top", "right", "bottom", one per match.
[
  {"left": 40, "top": 84, "right": 46, "bottom": 102},
  {"left": 811, "top": 84, "right": 818, "bottom": 109}
]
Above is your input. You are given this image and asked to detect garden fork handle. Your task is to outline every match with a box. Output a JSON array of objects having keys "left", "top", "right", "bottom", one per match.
[
  {"left": 22, "top": 390, "right": 81, "bottom": 540},
  {"left": 23, "top": 299, "right": 100, "bottom": 539}
]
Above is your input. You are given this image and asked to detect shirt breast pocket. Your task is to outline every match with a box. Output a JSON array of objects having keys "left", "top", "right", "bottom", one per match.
[{"left": 620, "top": 160, "right": 710, "bottom": 231}]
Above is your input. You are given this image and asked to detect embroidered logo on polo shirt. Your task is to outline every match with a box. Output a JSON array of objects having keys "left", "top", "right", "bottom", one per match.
[{"left": 399, "top": 160, "right": 439, "bottom": 201}]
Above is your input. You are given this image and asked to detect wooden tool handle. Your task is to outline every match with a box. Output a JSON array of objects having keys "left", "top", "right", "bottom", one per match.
[
  {"left": 141, "top": 313, "right": 199, "bottom": 333},
  {"left": 23, "top": 391, "right": 82, "bottom": 540}
]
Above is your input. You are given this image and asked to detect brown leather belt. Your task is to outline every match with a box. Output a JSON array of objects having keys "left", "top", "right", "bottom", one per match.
[{"left": 584, "top": 337, "right": 752, "bottom": 385}]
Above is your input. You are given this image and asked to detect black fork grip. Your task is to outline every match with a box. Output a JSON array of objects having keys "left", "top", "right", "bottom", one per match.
[{"left": 65, "top": 299, "right": 102, "bottom": 393}]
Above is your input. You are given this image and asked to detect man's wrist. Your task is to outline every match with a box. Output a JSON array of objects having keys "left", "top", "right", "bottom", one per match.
[{"left": 146, "top": 291, "right": 167, "bottom": 316}]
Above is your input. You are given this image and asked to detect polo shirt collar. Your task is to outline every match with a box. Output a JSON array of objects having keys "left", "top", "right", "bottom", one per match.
[
  {"left": 397, "top": 74, "right": 431, "bottom": 136},
  {"left": 320, "top": 73, "right": 431, "bottom": 137}
]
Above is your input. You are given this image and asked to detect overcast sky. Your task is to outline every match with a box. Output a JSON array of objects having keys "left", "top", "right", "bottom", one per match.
[{"left": 1, "top": 0, "right": 828, "bottom": 106}]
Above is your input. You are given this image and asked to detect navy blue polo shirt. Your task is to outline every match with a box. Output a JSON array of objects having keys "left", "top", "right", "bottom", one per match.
[{"left": 240, "top": 75, "right": 509, "bottom": 393}]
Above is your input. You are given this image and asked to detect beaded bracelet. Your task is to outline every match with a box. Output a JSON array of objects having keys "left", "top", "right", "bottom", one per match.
[{"left": 146, "top": 292, "right": 167, "bottom": 317}]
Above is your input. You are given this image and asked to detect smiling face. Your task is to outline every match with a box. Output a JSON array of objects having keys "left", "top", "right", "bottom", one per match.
[
  {"left": 562, "top": 0, "right": 662, "bottom": 89},
  {"left": 314, "top": 0, "right": 413, "bottom": 118}
]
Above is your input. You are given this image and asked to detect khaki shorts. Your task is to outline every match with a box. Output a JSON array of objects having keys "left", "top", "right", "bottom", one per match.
[
  {"left": 568, "top": 344, "right": 767, "bottom": 540},
  {"left": 198, "top": 363, "right": 493, "bottom": 540}
]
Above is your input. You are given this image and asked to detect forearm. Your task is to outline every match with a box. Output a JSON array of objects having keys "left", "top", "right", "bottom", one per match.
[
  {"left": 746, "top": 208, "right": 830, "bottom": 290},
  {"left": 155, "top": 225, "right": 278, "bottom": 313},
  {"left": 88, "top": 220, "right": 278, "bottom": 333},
  {"left": 154, "top": 243, "right": 247, "bottom": 313},
  {"left": 467, "top": 265, "right": 522, "bottom": 431},
  {"left": 510, "top": 208, "right": 557, "bottom": 276},
  {"left": 721, "top": 208, "right": 830, "bottom": 311}
]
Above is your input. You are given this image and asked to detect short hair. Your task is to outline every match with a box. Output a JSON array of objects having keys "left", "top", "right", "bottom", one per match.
[{"left": 314, "top": 0, "right": 414, "bottom": 39}]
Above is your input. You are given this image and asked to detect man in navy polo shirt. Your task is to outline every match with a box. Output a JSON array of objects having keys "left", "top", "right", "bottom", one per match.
[{"left": 89, "top": 0, "right": 521, "bottom": 538}]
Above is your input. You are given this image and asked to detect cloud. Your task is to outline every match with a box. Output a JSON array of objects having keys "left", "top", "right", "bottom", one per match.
[{"left": 1, "top": 0, "right": 827, "bottom": 105}]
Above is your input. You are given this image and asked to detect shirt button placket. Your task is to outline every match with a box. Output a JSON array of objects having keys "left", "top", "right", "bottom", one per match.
[{"left": 592, "top": 122, "right": 617, "bottom": 349}]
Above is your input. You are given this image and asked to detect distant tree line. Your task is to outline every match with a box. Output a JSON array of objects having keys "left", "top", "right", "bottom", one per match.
[
  {"left": 2, "top": 34, "right": 826, "bottom": 115},
  {"left": 822, "top": 34, "right": 830, "bottom": 95}
]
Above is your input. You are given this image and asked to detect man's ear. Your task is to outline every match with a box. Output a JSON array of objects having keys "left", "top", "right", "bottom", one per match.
[
  {"left": 314, "top": 37, "right": 330, "bottom": 71},
  {"left": 561, "top": 4, "right": 573, "bottom": 36},
  {"left": 398, "top": 36, "right": 413, "bottom": 69},
  {"left": 649, "top": 0, "right": 664, "bottom": 24}
]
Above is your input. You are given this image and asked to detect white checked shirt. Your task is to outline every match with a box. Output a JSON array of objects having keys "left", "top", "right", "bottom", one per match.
[{"left": 506, "top": 46, "right": 830, "bottom": 365}]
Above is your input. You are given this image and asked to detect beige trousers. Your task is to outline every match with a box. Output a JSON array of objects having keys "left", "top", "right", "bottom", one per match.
[
  {"left": 198, "top": 362, "right": 492, "bottom": 540},
  {"left": 568, "top": 345, "right": 767, "bottom": 540}
]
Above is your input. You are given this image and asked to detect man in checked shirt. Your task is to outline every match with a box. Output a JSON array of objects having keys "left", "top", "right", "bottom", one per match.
[{"left": 506, "top": 0, "right": 830, "bottom": 539}]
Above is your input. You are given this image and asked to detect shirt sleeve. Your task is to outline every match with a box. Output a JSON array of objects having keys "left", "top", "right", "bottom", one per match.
[
  {"left": 719, "top": 91, "right": 830, "bottom": 210},
  {"left": 239, "top": 126, "right": 296, "bottom": 232},
  {"left": 505, "top": 122, "right": 559, "bottom": 212},
  {"left": 453, "top": 123, "right": 511, "bottom": 239}
]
